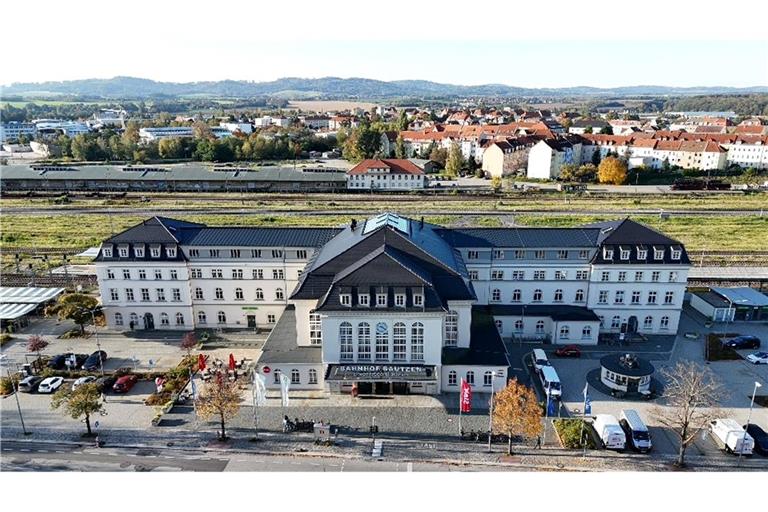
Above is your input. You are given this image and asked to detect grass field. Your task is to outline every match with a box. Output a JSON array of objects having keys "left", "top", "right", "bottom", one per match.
[{"left": 1, "top": 212, "right": 766, "bottom": 253}]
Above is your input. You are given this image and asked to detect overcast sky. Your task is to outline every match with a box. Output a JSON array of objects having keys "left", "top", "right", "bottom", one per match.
[{"left": 4, "top": 2, "right": 767, "bottom": 88}]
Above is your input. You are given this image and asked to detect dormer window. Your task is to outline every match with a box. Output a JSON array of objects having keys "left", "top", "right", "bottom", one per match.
[
  {"left": 671, "top": 246, "right": 682, "bottom": 260},
  {"left": 653, "top": 246, "right": 664, "bottom": 260},
  {"left": 467, "top": 250, "right": 479, "bottom": 260},
  {"left": 534, "top": 250, "right": 545, "bottom": 259},
  {"left": 166, "top": 247, "right": 176, "bottom": 258},
  {"left": 340, "top": 293, "right": 351, "bottom": 307},
  {"left": 413, "top": 293, "right": 423, "bottom": 307},
  {"left": 514, "top": 250, "right": 525, "bottom": 259},
  {"left": 603, "top": 248, "right": 614, "bottom": 260},
  {"left": 376, "top": 292, "right": 388, "bottom": 307},
  {"left": 358, "top": 293, "right": 370, "bottom": 307},
  {"left": 395, "top": 293, "right": 406, "bottom": 307},
  {"left": 133, "top": 245, "right": 144, "bottom": 257},
  {"left": 118, "top": 245, "right": 129, "bottom": 257},
  {"left": 620, "top": 246, "right": 630, "bottom": 260},
  {"left": 637, "top": 246, "right": 647, "bottom": 260},
  {"left": 102, "top": 246, "right": 113, "bottom": 258},
  {"left": 189, "top": 249, "right": 199, "bottom": 258},
  {"left": 150, "top": 245, "right": 161, "bottom": 258},
  {"left": 492, "top": 249, "right": 504, "bottom": 259}
]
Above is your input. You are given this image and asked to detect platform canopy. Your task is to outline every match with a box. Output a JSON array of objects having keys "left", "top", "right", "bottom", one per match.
[
  {"left": 0, "top": 287, "right": 65, "bottom": 304},
  {"left": 711, "top": 287, "right": 768, "bottom": 307},
  {"left": 0, "top": 303, "right": 37, "bottom": 320}
]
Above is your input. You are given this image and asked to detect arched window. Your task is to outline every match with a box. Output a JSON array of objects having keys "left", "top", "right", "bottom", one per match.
[
  {"left": 514, "top": 319, "right": 523, "bottom": 332},
  {"left": 611, "top": 315, "right": 621, "bottom": 329},
  {"left": 660, "top": 316, "right": 670, "bottom": 329},
  {"left": 255, "top": 288, "right": 264, "bottom": 300},
  {"left": 643, "top": 316, "right": 653, "bottom": 329},
  {"left": 290, "top": 369, "right": 300, "bottom": 384},
  {"left": 160, "top": 312, "right": 169, "bottom": 326},
  {"left": 466, "top": 371, "right": 475, "bottom": 385},
  {"left": 357, "top": 323, "right": 371, "bottom": 361},
  {"left": 512, "top": 289, "right": 522, "bottom": 302},
  {"left": 215, "top": 287, "right": 223, "bottom": 300},
  {"left": 483, "top": 371, "right": 493, "bottom": 387},
  {"left": 375, "top": 322, "right": 389, "bottom": 361},
  {"left": 197, "top": 311, "right": 207, "bottom": 324},
  {"left": 130, "top": 312, "right": 139, "bottom": 326},
  {"left": 411, "top": 322, "right": 424, "bottom": 361},
  {"left": 598, "top": 316, "right": 605, "bottom": 327},
  {"left": 535, "top": 320, "right": 545, "bottom": 334},
  {"left": 235, "top": 288, "right": 244, "bottom": 300},
  {"left": 444, "top": 311, "right": 458, "bottom": 346},
  {"left": 575, "top": 289, "right": 585, "bottom": 302},
  {"left": 275, "top": 288, "right": 284, "bottom": 300},
  {"left": 491, "top": 289, "right": 501, "bottom": 302},
  {"left": 448, "top": 370, "right": 457, "bottom": 386},
  {"left": 217, "top": 311, "right": 226, "bottom": 324},
  {"left": 194, "top": 287, "right": 204, "bottom": 300},
  {"left": 308, "top": 369, "right": 318, "bottom": 384},
  {"left": 339, "top": 322, "right": 353, "bottom": 361},
  {"left": 495, "top": 319, "right": 503, "bottom": 333},
  {"left": 533, "top": 289, "right": 543, "bottom": 302},
  {"left": 175, "top": 312, "right": 184, "bottom": 325},
  {"left": 582, "top": 326, "right": 592, "bottom": 339},
  {"left": 112, "top": 312, "right": 123, "bottom": 326},
  {"left": 559, "top": 325, "right": 570, "bottom": 339},
  {"left": 554, "top": 289, "right": 563, "bottom": 302},
  {"left": 393, "top": 322, "right": 406, "bottom": 361}
]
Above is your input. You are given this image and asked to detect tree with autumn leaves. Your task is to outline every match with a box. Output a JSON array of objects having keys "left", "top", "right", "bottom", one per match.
[
  {"left": 195, "top": 374, "right": 241, "bottom": 441},
  {"left": 597, "top": 156, "right": 628, "bottom": 185},
  {"left": 492, "top": 379, "right": 543, "bottom": 455}
]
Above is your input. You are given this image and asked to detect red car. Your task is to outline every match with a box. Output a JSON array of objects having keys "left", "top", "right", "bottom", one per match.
[
  {"left": 112, "top": 374, "right": 138, "bottom": 393},
  {"left": 555, "top": 345, "right": 581, "bottom": 358}
]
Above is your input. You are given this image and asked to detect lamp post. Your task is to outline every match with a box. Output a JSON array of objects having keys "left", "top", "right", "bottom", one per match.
[
  {"left": 78, "top": 307, "right": 104, "bottom": 376},
  {"left": 487, "top": 371, "right": 499, "bottom": 453},
  {"left": 5, "top": 368, "right": 30, "bottom": 435},
  {"left": 738, "top": 381, "right": 762, "bottom": 465}
]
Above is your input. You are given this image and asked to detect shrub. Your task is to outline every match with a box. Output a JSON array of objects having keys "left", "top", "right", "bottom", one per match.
[
  {"left": 0, "top": 333, "right": 12, "bottom": 346},
  {"left": 553, "top": 419, "right": 597, "bottom": 449},
  {"left": 706, "top": 333, "right": 742, "bottom": 361},
  {"left": 0, "top": 375, "right": 20, "bottom": 395}
]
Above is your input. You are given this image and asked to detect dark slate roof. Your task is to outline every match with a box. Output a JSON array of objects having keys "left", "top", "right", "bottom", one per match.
[
  {"left": 181, "top": 227, "right": 341, "bottom": 247},
  {"left": 103, "top": 216, "right": 203, "bottom": 244},
  {"left": 442, "top": 306, "right": 510, "bottom": 366},
  {"left": 600, "top": 354, "right": 655, "bottom": 377},
  {"left": 436, "top": 227, "right": 600, "bottom": 248},
  {"left": 487, "top": 305, "right": 600, "bottom": 322},
  {"left": 585, "top": 219, "right": 690, "bottom": 265},
  {"left": 258, "top": 306, "right": 322, "bottom": 364},
  {"left": 692, "top": 291, "right": 731, "bottom": 309},
  {"left": 317, "top": 285, "right": 445, "bottom": 312}
]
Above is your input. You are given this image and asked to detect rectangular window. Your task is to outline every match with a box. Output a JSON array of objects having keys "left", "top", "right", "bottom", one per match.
[
  {"left": 109, "top": 289, "right": 119, "bottom": 301},
  {"left": 652, "top": 271, "right": 660, "bottom": 282},
  {"left": 468, "top": 270, "right": 479, "bottom": 280},
  {"left": 601, "top": 271, "right": 610, "bottom": 282},
  {"left": 533, "top": 270, "right": 546, "bottom": 280},
  {"left": 534, "top": 250, "right": 545, "bottom": 259},
  {"left": 272, "top": 269, "right": 284, "bottom": 280},
  {"left": 579, "top": 250, "right": 589, "bottom": 259},
  {"left": 467, "top": 250, "right": 479, "bottom": 259},
  {"left": 614, "top": 291, "right": 624, "bottom": 304},
  {"left": 648, "top": 291, "right": 657, "bottom": 304},
  {"left": 210, "top": 249, "right": 220, "bottom": 258},
  {"left": 212, "top": 269, "right": 223, "bottom": 279},
  {"left": 267, "top": 314, "right": 276, "bottom": 324},
  {"left": 557, "top": 250, "right": 568, "bottom": 259},
  {"left": 141, "top": 288, "right": 150, "bottom": 302},
  {"left": 230, "top": 249, "right": 241, "bottom": 258},
  {"left": 232, "top": 269, "right": 243, "bottom": 279},
  {"left": 413, "top": 294, "right": 423, "bottom": 306},
  {"left": 664, "top": 291, "right": 675, "bottom": 304},
  {"left": 252, "top": 269, "right": 263, "bottom": 280},
  {"left": 491, "top": 270, "right": 504, "bottom": 281},
  {"left": 512, "top": 271, "right": 525, "bottom": 280},
  {"left": 492, "top": 249, "right": 504, "bottom": 259},
  {"left": 138, "top": 269, "right": 146, "bottom": 280},
  {"left": 154, "top": 269, "right": 162, "bottom": 280},
  {"left": 631, "top": 291, "right": 641, "bottom": 304},
  {"left": 296, "top": 250, "right": 307, "bottom": 259},
  {"left": 107, "top": 269, "right": 115, "bottom": 279},
  {"left": 598, "top": 290, "right": 608, "bottom": 304},
  {"left": 669, "top": 271, "right": 678, "bottom": 283},
  {"left": 576, "top": 270, "right": 589, "bottom": 280},
  {"left": 125, "top": 288, "right": 134, "bottom": 301},
  {"left": 118, "top": 246, "right": 129, "bottom": 257},
  {"left": 358, "top": 293, "right": 369, "bottom": 307},
  {"left": 555, "top": 270, "right": 567, "bottom": 280},
  {"left": 634, "top": 271, "right": 643, "bottom": 282},
  {"left": 309, "top": 313, "right": 322, "bottom": 345},
  {"left": 272, "top": 249, "right": 283, "bottom": 259},
  {"left": 191, "top": 268, "right": 202, "bottom": 279},
  {"left": 618, "top": 271, "right": 627, "bottom": 282},
  {"left": 170, "top": 269, "right": 178, "bottom": 280},
  {"left": 251, "top": 249, "right": 262, "bottom": 258},
  {"left": 166, "top": 247, "right": 176, "bottom": 258},
  {"left": 340, "top": 294, "right": 351, "bottom": 306},
  {"left": 376, "top": 294, "right": 387, "bottom": 307},
  {"left": 150, "top": 246, "right": 161, "bottom": 258},
  {"left": 172, "top": 288, "right": 181, "bottom": 302},
  {"left": 156, "top": 289, "right": 166, "bottom": 302},
  {"left": 395, "top": 294, "right": 406, "bottom": 307},
  {"left": 189, "top": 249, "right": 199, "bottom": 258},
  {"left": 103, "top": 247, "right": 113, "bottom": 258},
  {"left": 514, "top": 250, "right": 525, "bottom": 259}
]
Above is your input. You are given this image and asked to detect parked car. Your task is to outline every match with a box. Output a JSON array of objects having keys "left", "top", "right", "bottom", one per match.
[
  {"left": 112, "top": 374, "right": 138, "bottom": 393},
  {"left": 18, "top": 376, "right": 43, "bottom": 393},
  {"left": 38, "top": 376, "right": 65, "bottom": 394},
  {"left": 95, "top": 375, "right": 117, "bottom": 392},
  {"left": 555, "top": 344, "right": 581, "bottom": 358},
  {"left": 72, "top": 376, "right": 97, "bottom": 391},
  {"left": 47, "top": 354, "right": 69, "bottom": 370},
  {"left": 82, "top": 350, "right": 108, "bottom": 371},
  {"left": 619, "top": 409, "right": 652, "bottom": 453},
  {"left": 66, "top": 354, "right": 90, "bottom": 369},
  {"left": 746, "top": 352, "right": 768, "bottom": 365},
  {"left": 745, "top": 424, "right": 768, "bottom": 456},
  {"left": 532, "top": 349, "right": 551, "bottom": 373},
  {"left": 710, "top": 418, "right": 754, "bottom": 455},
  {"left": 723, "top": 335, "right": 761, "bottom": 350},
  {"left": 593, "top": 414, "right": 626, "bottom": 451}
]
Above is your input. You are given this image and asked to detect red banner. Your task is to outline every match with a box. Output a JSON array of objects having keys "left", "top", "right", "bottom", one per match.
[{"left": 460, "top": 378, "right": 472, "bottom": 413}]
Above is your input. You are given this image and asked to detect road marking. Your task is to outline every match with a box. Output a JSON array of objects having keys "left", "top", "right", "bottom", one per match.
[
  {"left": 292, "top": 462, "right": 302, "bottom": 465},
  {"left": 19, "top": 449, "right": 30, "bottom": 452},
  {"left": 310, "top": 463, "right": 321, "bottom": 466},
  {"left": 340, "top": 460, "right": 345, "bottom": 472}
]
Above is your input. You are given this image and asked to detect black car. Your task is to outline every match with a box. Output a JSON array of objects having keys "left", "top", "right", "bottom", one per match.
[
  {"left": 724, "top": 335, "right": 761, "bottom": 350},
  {"left": 745, "top": 424, "right": 768, "bottom": 456},
  {"left": 82, "top": 350, "right": 108, "bottom": 371},
  {"left": 67, "top": 354, "right": 90, "bottom": 369},
  {"left": 47, "top": 354, "right": 69, "bottom": 370},
  {"left": 94, "top": 375, "right": 117, "bottom": 392}
]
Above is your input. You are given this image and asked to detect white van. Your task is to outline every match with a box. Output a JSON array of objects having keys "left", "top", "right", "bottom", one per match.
[
  {"left": 538, "top": 365, "right": 561, "bottom": 400},
  {"left": 619, "top": 409, "right": 652, "bottom": 452},
  {"left": 592, "top": 414, "right": 627, "bottom": 450},
  {"left": 709, "top": 418, "right": 754, "bottom": 455},
  {"left": 532, "top": 349, "right": 550, "bottom": 373}
]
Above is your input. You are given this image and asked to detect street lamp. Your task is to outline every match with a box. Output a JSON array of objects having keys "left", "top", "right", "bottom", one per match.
[
  {"left": 78, "top": 306, "right": 104, "bottom": 376},
  {"left": 739, "top": 381, "right": 762, "bottom": 465},
  {"left": 487, "top": 371, "right": 500, "bottom": 453},
  {"left": 4, "top": 368, "right": 30, "bottom": 435}
]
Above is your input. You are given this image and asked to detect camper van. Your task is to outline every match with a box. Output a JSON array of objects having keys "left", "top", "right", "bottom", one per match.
[
  {"left": 710, "top": 419, "right": 754, "bottom": 455},
  {"left": 592, "top": 414, "right": 627, "bottom": 450},
  {"left": 538, "top": 365, "right": 561, "bottom": 400},
  {"left": 532, "top": 349, "right": 550, "bottom": 374},
  {"left": 619, "top": 409, "right": 652, "bottom": 452}
]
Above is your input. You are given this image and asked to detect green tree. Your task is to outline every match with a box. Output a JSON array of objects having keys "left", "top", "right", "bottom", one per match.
[
  {"left": 445, "top": 142, "right": 463, "bottom": 177},
  {"left": 394, "top": 135, "right": 406, "bottom": 159},
  {"left": 158, "top": 137, "right": 183, "bottom": 159},
  {"left": 429, "top": 146, "right": 448, "bottom": 167},
  {"left": 47, "top": 293, "right": 99, "bottom": 335},
  {"left": 599, "top": 126, "right": 614, "bottom": 135},
  {"left": 396, "top": 110, "right": 409, "bottom": 131},
  {"left": 51, "top": 383, "right": 106, "bottom": 436},
  {"left": 591, "top": 149, "right": 602, "bottom": 166},
  {"left": 559, "top": 164, "right": 580, "bottom": 182}
]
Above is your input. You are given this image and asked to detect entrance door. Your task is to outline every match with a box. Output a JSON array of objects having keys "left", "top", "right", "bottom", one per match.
[
  {"left": 247, "top": 315, "right": 257, "bottom": 328},
  {"left": 143, "top": 313, "right": 154, "bottom": 330},
  {"left": 374, "top": 382, "right": 391, "bottom": 395},
  {"left": 627, "top": 378, "right": 639, "bottom": 392},
  {"left": 392, "top": 382, "right": 408, "bottom": 395},
  {"left": 627, "top": 316, "right": 638, "bottom": 334},
  {"left": 357, "top": 382, "right": 373, "bottom": 395}
]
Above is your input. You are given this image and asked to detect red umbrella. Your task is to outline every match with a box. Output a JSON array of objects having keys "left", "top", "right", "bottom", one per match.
[
  {"left": 198, "top": 353, "right": 206, "bottom": 372},
  {"left": 228, "top": 353, "right": 236, "bottom": 371}
]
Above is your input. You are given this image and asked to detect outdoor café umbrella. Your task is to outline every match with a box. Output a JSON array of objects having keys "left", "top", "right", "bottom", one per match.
[
  {"left": 198, "top": 353, "right": 206, "bottom": 372},
  {"left": 229, "top": 353, "right": 236, "bottom": 371}
]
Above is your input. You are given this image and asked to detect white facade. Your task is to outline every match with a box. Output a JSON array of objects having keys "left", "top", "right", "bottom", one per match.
[{"left": 346, "top": 172, "right": 425, "bottom": 190}]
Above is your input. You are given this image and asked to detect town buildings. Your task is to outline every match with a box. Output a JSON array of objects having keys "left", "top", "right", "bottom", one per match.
[
  {"left": 345, "top": 159, "right": 426, "bottom": 190},
  {"left": 94, "top": 214, "right": 690, "bottom": 394},
  {"left": 526, "top": 137, "right": 584, "bottom": 179}
]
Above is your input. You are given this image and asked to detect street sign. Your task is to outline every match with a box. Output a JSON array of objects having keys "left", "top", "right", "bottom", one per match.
[{"left": 262, "top": 366, "right": 271, "bottom": 374}]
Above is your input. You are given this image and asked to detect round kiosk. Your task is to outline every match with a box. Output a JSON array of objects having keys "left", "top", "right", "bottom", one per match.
[{"left": 599, "top": 353, "right": 654, "bottom": 395}]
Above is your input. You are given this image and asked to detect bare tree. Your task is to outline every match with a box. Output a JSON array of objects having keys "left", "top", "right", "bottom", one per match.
[
  {"left": 180, "top": 332, "right": 198, "bottom": 356},
  {"left": 652, "top": 362, "right": 725, "bottom": 467},
  {"left": 27, "top": 335, "right": 50, "bottom": 363}
]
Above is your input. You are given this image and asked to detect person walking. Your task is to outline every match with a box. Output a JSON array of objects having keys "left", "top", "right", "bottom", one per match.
[{"left": 534, "top": 435, "right": 542, "bottom": 449}]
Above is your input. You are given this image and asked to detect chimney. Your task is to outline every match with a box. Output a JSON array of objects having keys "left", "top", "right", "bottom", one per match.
[{"left": 350, "top": 219, "right": 357, "bottom": 231}]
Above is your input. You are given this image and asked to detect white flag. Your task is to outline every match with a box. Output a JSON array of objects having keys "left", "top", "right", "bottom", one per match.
[
  {"left": 279, "top": 372, "right": 291, "bottom": 407},
  {"left": 583, "top": 382, "right": 589, "bottom": 400},
  {"left": 252, "top": 372, "right": 267, "bottom": 407}
]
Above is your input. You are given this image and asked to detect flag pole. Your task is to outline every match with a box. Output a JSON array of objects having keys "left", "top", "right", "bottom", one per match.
[
  {"left": 543, "top": 392, "right": 550, "bottom": 446},
  {"left": 458, "top": 380, "right": 463, "bottom": 436},
  {"left": 581, "top": 382, "right": 589, "bottom": 458}
]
